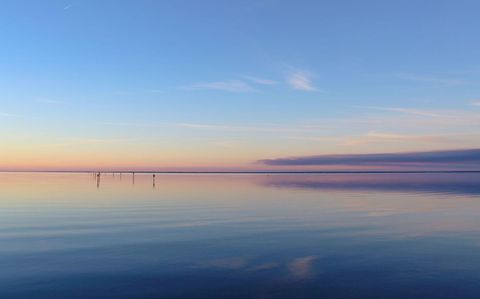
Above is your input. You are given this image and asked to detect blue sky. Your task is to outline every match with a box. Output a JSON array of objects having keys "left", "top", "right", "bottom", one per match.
[{"left": 1, "top": 0, "right": 480, "bottom": 170}]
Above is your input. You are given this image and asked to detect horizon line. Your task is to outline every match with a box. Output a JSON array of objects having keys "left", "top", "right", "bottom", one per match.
[{"left": 2, "top": 170, "right": 480, "bottom": 174}]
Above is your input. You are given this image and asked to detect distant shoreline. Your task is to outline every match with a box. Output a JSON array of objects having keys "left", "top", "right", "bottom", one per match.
[{"left": 1, "top": 170, "right": 480, "bottom": 174}]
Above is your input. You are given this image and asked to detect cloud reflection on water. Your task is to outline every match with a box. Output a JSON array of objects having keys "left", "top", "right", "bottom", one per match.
[
  {"left": 260, "top": 173, "right": 480, "bottom": 196},
  {"left": 288, "top": 256, "right": 318, "bottom": 280}
]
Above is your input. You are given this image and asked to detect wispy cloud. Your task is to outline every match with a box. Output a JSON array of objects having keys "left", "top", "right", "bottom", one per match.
[
  {"left": 0, "top": 112, "right": 20, "bottom": 117},
  {"left": 211, "top": 140, "right": 242, "bottom": 148},
  {"left": 292, "top": 132, "right": 454, "bottom": 146},
  {"left": 346, "top": 132, "right": 453, "bottom": 145},
  {"left": 288, "top": 136, "right": 344, "bottom": 143},
  {"left": 36, "top": 98, "right": 63, "bottom": 104},
  {"left": 68, "top": 137, "right": 129, "bottom": 144},
  {"left": 99, "top": 121, "right": 168, "bottom": 128},
  {"left": 286, "top": 71, "right": 316, "bottom": 91},
  {"left": 63, "top": 3, "right": 73, "bottom": 10},
  {"left": 188, "top": 80, "right": 254, "bottom": 92},
  {"left": 397, "top": 74, "right": 466, "bottom": 86},
  {"left": 472, "top": 101, "right": 480, "bottom": 107},
  {"left": 43, "top": 137, "right": 133, "bottom": 148},
  {"left": 178, "top": 122, "right": 307, "bottom": 133},
  {"left": 143, "top": 89, "right": 164, "bottom": 94},
  {"left": 243, "top": 76, "right": 278, "bottom": 85},
  {"left": 259, "top": 148, "right": 480, "bottom": 166},
  {"left": 358, "top": 106, "right": 443, "bottom": 117}
]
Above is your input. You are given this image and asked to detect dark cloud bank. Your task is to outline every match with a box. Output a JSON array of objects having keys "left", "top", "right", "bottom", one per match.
[{"left": 258, "top": 149, "right": 480, "bottom": 167}]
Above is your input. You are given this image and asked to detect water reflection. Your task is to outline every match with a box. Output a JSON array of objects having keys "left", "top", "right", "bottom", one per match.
[
  {"left": 96, "top": 172, "right": 100, "bottom": 189},
  {"left": 93, "top": 172, "right": 159, "bottom": 189},
  {"left": 0, "top": 173, "right": 480, "bottom": 298},
  {"left": 260, "top": 173, "right": 480, "bottom": 195}
]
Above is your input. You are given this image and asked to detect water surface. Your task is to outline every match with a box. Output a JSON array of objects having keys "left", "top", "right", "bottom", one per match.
[{"left": 1, "top": 173, "right": 480, "bottom": 298}]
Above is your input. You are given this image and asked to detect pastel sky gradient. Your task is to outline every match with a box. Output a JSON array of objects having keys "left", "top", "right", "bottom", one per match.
[{"left": 1, "top": 0, "right": 480, "bottom": 171}]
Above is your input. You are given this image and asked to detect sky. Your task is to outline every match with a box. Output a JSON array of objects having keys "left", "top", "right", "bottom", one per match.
[{"left": 1, "top": 0, "right": 480, "bottom": 171}]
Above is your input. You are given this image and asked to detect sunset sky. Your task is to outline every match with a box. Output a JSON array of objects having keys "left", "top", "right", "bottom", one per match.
[{"left": 1, "top": 0, "right": 480, "bottom": 171}]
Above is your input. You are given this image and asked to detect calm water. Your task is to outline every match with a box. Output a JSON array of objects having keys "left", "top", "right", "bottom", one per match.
[{"left": 1, "top": 173, "right": 480, "bottom": 298}]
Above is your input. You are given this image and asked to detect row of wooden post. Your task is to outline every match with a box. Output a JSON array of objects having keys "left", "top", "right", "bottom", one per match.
[{"left": 94, "top": 172, "right": 156, "bottom": 188}]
